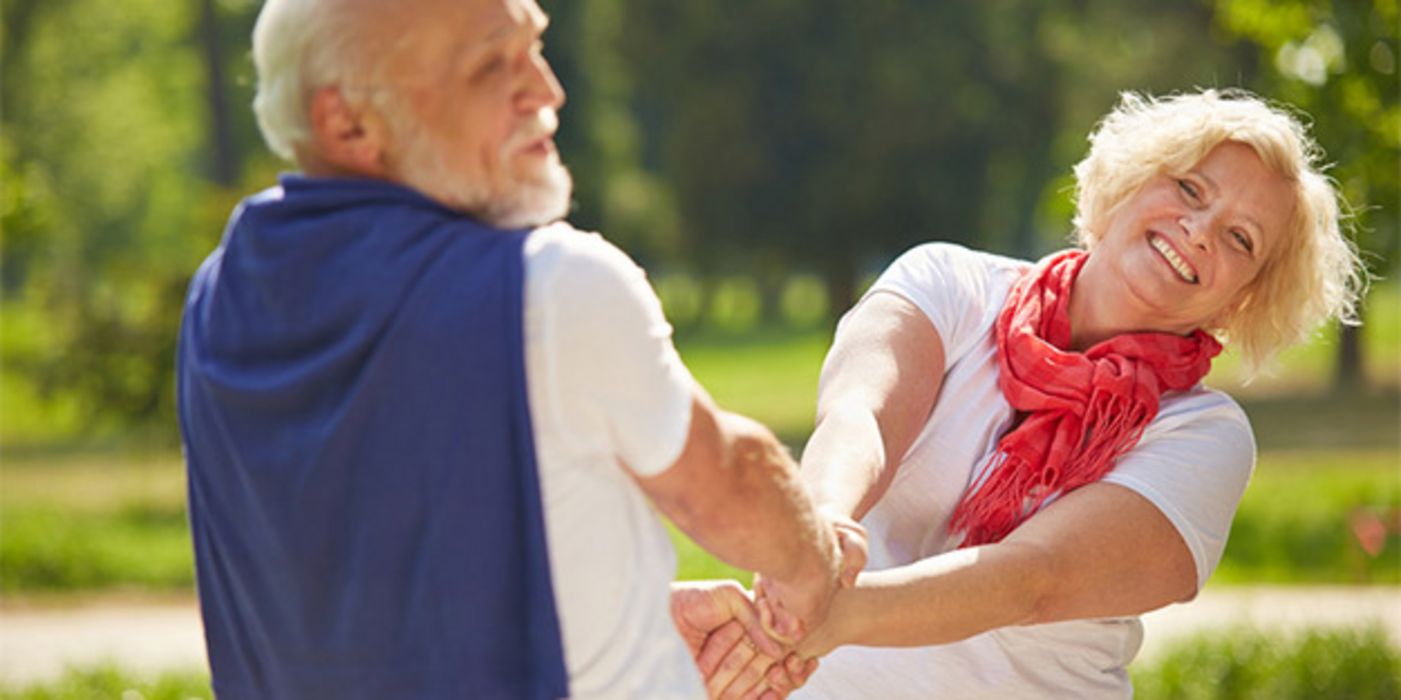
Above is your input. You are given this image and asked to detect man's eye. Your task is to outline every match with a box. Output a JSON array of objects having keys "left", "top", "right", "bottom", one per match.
[{"left": 475, "top": 56, "right": 507, "bottom": 78}]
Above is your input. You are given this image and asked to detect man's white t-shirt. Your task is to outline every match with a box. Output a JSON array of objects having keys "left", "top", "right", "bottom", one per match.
[
  {"left": 522, "top": 224, "right": 706, "bottom": 699},
  {"left": 796, "top": 243, "right": 1256, "bottom": 700}
]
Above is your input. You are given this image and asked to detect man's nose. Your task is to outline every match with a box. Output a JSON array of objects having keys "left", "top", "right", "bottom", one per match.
[{"left": 518, "top": 51, "right": 565, "bottom": 113}]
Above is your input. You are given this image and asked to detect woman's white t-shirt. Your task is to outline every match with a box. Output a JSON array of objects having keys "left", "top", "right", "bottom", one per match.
[{"left": 796, "top": 243, "right": 1256, "bottom": 700}]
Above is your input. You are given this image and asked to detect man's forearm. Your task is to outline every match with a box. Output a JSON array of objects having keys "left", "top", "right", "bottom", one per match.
[{"left": 670, "top": 409, "right": 835, "bottom": 583}]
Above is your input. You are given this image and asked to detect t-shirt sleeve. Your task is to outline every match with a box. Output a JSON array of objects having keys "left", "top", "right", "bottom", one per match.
[
  {"left": 526, "top": 226, "right": 695, "bottom": 477},
  {"left": 852, "top": 242, "right": 1001, "bottom": 364},
  {"left": 1100, "top": 393, "right": 1256, "bottom": 591}
]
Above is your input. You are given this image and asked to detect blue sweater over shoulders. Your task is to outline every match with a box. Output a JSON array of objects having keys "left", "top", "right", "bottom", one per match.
[{"left": 177, "top": 175, "right": 567, "bottom": 699}]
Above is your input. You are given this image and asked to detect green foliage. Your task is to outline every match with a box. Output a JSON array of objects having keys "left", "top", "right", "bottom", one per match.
[
  {"left": 0, "top": 504, "right": 194, "bottom": 592},
  {"left": 1211, "top": 0, "right": 1400, "bottom": 276},
  {"left": 1215, "top": 452, "right": 1401, "bottom": 585},
  {"left": 0, "top": 665, "right": 212, "bottom": 700},
  {"left": 1, "top": 309, "right": 1397, "bottom": 593},
  {"left": 670, "top": 522, "right": 754, "bottom": 585},
  {"left": 1132, "top": 626, "right": 1401, "bottom": 699},
  {"left": 2, "top": 627, "right": 1396, "bottom": 699},
  {"left": 2, "top": 0, "right": 1394, "bottom": 441}
]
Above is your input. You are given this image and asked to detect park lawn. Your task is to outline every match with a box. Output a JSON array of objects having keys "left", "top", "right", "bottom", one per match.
[
  {"left": 4, "top": 625, "right": 1397, "bottom": 699},
  {"left": 1, "top": 447, "right": 1394, "bottom": 592},
  {"left": 1214, "top": 450, "right": 1401, "bottom": 585},
  {"left": 1, "top": 282, "right": 1396, "bottom": 592},
  {"left": 674, "top": 327, "right": 831, "bottom": 447}
]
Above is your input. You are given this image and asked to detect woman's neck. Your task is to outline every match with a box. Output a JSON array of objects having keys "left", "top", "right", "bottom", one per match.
[{"left": 1066, "top": 254, "right": 1173, "bottom": 351}]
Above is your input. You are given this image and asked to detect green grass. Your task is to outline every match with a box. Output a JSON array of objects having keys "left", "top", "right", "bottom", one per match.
[
  {"left": 0, "top": 283, "right": 1396, "bottom": 593},
  {"left": 1215, "top": 450, "right": 1401, "bottom": 585},
  {"left": 0, "top": 453, "right": 193, "bottom": 593},
  {"left": 1131, "top": 625, "right": 1401, "bottom": 699},
  {"left": 675, "top": 327, "right": 831, "bottom": 447},
  {"left": 1207, "top": 280, "right": 1400, "bottom": 393},
  {"left": 0, "top": 431, "right": 1396, "bottom": 593},
  {"left": 2, "top": 626, "right": 1396, "bottom": 699},
  {"left": 0, "top": 665, "right": 212, "bottom": 700}
]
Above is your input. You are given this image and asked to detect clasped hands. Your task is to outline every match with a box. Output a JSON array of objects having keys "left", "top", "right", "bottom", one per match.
[{"left": 671, "top": 510, "right": 867, "bottom": 700}]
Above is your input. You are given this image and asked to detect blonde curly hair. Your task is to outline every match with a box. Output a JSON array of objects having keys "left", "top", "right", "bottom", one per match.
[{"left": 1072, "top": 89, "right": 1365, "bottom": 375}]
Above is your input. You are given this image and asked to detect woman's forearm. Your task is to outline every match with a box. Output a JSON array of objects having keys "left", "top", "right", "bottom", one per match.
[
  {"left": 800, "top": 483, "right": 1199, "bottom": 657},
  {"left": 800, "top": 402, "right": 891, "bottom": 519},
  {"left": 801, "top": 540, "right": 1053, "bottom": 656}
]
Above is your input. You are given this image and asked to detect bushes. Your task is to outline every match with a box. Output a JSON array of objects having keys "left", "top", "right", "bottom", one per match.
[
  {"left": 1133, "top": 626, "right": 1401, "bottom": 700},
  {"left": 1, "top": 628, "right": 1395, "bottom": 699},
  {"left": 0, "top": 505, "right": 193, "bottom": 593},
  {"left": 0, "top": 665, "right": 211, "bottom": 700}
]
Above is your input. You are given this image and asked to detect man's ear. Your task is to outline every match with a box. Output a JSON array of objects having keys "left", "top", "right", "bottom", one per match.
[{"left": 304, "top": 86, "right": 392, "bottom": 178}]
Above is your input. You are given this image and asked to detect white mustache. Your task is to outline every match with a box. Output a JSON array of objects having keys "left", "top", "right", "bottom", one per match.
[{"left": 505, "top": 109, "right": 558, "bottom": 152}]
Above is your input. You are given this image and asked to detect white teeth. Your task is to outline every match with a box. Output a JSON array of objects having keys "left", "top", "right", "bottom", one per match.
[{"left": 1150, "top": 235, "right": 1198, "bottom": 284}]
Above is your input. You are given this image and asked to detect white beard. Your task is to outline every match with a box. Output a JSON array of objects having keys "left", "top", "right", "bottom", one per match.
[{"left": 395, "top": 109, "right": 572, "bottom": 230}]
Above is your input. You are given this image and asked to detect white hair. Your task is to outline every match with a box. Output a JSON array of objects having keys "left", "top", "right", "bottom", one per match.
[
  {"left": 1073, "top": 89, "right": 1365, "bottom": 374},
  {"left": 251, "top": 0, "right": 397, "bottom": 161},
  {"left": 250, "top": 0, "right": 572, "bottom": 228}
]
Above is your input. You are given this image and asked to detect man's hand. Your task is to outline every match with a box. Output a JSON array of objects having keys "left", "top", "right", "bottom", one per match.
[
  {"left": 671, "top": 580, "right": 785, "bottom": 661},
  {"left": 752, "top": 510, "right": 869, "bottom": 644},
  {"left": 698, "top": 635, "right": 820, "bottom": 700}
]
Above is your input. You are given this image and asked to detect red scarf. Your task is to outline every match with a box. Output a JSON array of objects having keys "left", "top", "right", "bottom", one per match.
[{"left": 947, "top": 250, "right": 1222, "bottom": 547}]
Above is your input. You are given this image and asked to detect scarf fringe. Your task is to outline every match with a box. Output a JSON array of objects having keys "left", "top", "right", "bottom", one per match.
[{"left": 948, "top": 250, "right": 1220, "bottom": 548}]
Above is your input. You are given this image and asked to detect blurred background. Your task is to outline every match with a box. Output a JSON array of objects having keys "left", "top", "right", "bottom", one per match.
[{"left": 1, "top": 0, "right": 1397, "bottom": 697}]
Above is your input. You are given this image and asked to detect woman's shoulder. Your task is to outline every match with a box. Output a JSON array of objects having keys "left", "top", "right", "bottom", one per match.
[
  {"left": 1146, "top": 385, "right": 1254, "bottom": 444},
  {"left": 894, "top": 241, "right": 1031, "bottom": 276},
  {"left": 879, "top": 242, "right": 1031, "bottom": 306}
]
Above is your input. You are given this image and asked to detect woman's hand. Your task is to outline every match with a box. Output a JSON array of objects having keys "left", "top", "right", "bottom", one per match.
[{"left": 751, "top": 509, "right": 869, "bottom": 644}]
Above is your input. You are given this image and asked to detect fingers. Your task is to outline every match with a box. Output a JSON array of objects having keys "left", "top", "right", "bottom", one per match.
[
  {"left": 757, "top": 658, "right": 818, "bottom": 700},
  {"left": 820, "top": 508, "right": 869, "bottom": 588},
  {"left": 717, "top": 646, "right": 776, "bottom": 700},
  {"left": 705, "top": 629, "right": 758, "bottom": 698},
  {"left": 762, "top": 654, "right": 818, "bottom": 698},
  {"left": 721, "top": 581, "right": 785, "bottom": 658},
  {"left": 753, "top": 582, "right": 804, "bottom": 647},
  {"left": 696, "top": 619, "right": 747, "bottom": 678}
]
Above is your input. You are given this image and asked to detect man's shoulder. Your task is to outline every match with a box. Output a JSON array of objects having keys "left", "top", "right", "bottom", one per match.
[
  {"left": 525, "top": 222, "right": 629, "bottom": 264},
  {"left": 524, "top": 223, "right": 649, "bottom": 294}
]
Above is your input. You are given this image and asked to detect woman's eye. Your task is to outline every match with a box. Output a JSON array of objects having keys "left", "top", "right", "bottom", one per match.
[
  {"left": 1177, "top": 179, "right": 1201, "bottom": 202},
  {"left": 1231, "top": 230, "right": 1254, "bottom": 253}
]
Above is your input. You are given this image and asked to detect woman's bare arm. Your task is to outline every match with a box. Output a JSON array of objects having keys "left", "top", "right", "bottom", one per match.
[
  {"left": 801, "top": 292, "right": 946, "bottom": 520},
  {"left": 798, "top": 481, "right": 1198, "bottom": 656}
]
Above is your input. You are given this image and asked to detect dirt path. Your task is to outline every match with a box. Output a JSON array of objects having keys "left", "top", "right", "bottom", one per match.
[{"left": 2, "top": 586, "right": 1398, "bottom": 688}]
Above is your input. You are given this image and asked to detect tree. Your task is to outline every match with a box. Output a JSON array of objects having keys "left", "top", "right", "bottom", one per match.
[{"left": 618, "top": 0, "right": 1247, "bottom": 320}]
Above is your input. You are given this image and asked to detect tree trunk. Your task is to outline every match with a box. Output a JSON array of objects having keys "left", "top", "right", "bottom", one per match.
[
  {"left": 1334, "top": 320, "right": 1365, "bottom": 392},
  {"left": 198, "top": 0, "right": 237, "bottom": 186},
  {"left": 823, "top": 254, "right": 857, "bottom": 331}
]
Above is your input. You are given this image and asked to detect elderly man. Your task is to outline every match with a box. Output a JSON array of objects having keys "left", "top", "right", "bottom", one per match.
[{"left": 176, "top": 0, "right": 860, "bottom": 697}]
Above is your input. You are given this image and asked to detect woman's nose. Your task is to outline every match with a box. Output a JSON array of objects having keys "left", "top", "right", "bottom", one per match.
[{"left": 1180, "top": 215, "right": 1210, "bottom": 251}]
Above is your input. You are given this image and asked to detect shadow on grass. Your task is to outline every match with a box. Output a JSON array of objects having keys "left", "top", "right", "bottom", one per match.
[{"left": 1240, "top": 388, "right": 1401, "bottom": 452}]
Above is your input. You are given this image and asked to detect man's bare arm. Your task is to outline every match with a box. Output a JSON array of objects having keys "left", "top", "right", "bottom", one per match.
[{"left": 636, "top": 389, "right": 840, "bottom": 636}]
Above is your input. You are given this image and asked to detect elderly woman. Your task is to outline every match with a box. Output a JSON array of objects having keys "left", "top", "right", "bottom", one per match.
[{"left": 700, "top": 89, "right": 1364, "bottom": 699}]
